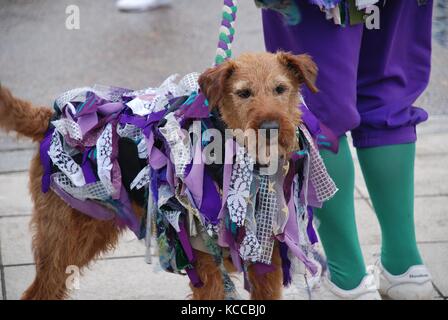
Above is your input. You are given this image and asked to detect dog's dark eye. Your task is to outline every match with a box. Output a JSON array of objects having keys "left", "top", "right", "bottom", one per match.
[
  {"left": 236, "top": 89, "right": 252, "bottom": 99},
  {"left": 275, "top": 85, "right": 287, "bottom": 95}
]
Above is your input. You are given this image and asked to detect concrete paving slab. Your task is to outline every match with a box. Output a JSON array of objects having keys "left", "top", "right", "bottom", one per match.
[
  {"left": 0, "top": 216, "right": 33, "bottom": 266},
  {"left": 354, "top": 196, "right": 448, "bottom": 246},
  {"left": 0, "top": 149, "right": 35, "bottom": 174},
  {"left": 0, "top": 215, "right": 148, "bottom": 266},
  {"left": 414, "top": 196, "right": 448, "bottom": 243},
  {"left": 4, "top": 257, "right": 252, "bottom": 300},
  {"left": 0, "top": 133, "right": 34, "bottom": 152},
  {"left": 419, "top": 242, "right": 448, "bottom": 297},
  {"left": 3, "top": 257, "right": 311, "bottom": 300},
  {"left": 0, "top": 172, "right": 33, "bottom": 217},
  {"left": 0, "top": 0, "right": 264, "bottom": 106},
  {"left": 417, "top": 132, "right": 448, "bottom": 155}
]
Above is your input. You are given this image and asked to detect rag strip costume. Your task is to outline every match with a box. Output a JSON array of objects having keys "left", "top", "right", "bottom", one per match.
[
  {"left": 38, "top": 0, "right": 339, "bottom": 298},
  {"left": 39, "top": 75, "right": 337, "bottom": 297},
  {"left": 262, "top": 0, "right": 433, "bottom": 290}
]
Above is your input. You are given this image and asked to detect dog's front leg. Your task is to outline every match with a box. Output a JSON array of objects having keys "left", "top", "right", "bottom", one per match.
[{"left": 248, "top": 242, "right": 283, "bottom": 300}]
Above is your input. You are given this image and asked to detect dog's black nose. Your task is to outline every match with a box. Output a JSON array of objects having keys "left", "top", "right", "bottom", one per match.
[
  {"left": 260, "top": 121, "right": 279, "bottom": 131},
  {"left": 260, "top": 121, "right": 279, "bottom": 141}
]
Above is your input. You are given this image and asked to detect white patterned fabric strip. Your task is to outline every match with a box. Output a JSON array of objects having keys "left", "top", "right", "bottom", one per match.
[
  {"left": 164, "top": 210, "right": 182, "bottom": 233},
  {"left": 48, "top": 131, "right": 86, "bottom": 187},
  {"left": 52, "top": 172, "right": 110, "bottom": 201},
  {"left": 137, "top": 139, "right": 148, "bottom": 159},
  {"left": 176, "top": 73, "right": 200, "bottom": 96},
  {"left": 126, "top": 98, "right": 153, "bottom": 116},
  {"left": 117, "top": 123, "right": 143, "bottom": 141},
  {"left": 96, "top": 123, "right": 115, "bottom": 195},
  {"left": 255, "top": 175, "right": 277, "bottom": 265},
  {"left": 54, "top": 87, "right": 92, "bottom": 112},
  {"left": 293, "top": 174, "right": 309, "bottom": 247},
  {"left": 159, "top": 113, "right": 192, "bottom": 178},
  {"left": 239, "top": 231, "right": 262, "bottom": 262},
  {"left": 52, "top": 118, "right": 83, "bottom": 141},
  {"left": 130, "top": 165, "right": 150, "bottom": 190},
  {"left": 227, "top": 146, "right": 255, "bottom": 227},
  {"left": 299, "top": 123, "right": 338, "bottom": 203}
]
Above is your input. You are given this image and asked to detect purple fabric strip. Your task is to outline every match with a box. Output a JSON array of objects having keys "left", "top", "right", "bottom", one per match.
[
  {"left": 178, "top": 221, "right": 195, "bottom": 262},
  {"left": 119, "top": 113, "right": 147, "bottom": 128},
  {"left": 198, "top": 173, "right": 221, "bottom": 225},
  {"left": 81, "top": 149, "right": 97, "bottom": 184},
  {"left": 186, "top": 268, "right": 203, "bottom": 288},
  {"left": 300, "top": 104, "right": 339, "bottom": 153},
  {"left": 280, "top": 182, "right": 318, "bottom": 274},
  {"left": 117, "top": 185, "right": 141, "bottom": 236},
  {"left": 183, "top": 141, "right": 204, "bottom": 209},
  {"left": 307, "top": 206, "right": 318, "bottom": 244},
  {"left": 76, "top": 91, "right": 98, "bottom": 116},
  {"left": 279, "top": 242, "right": 292, "bottom": 286},
  {"left": 145, "top": 132, "right": 167, "bottom": 170},
  {"left": 177, "top": 221, "right": 203, "bottom": 287},
  {"left": 180, "top": 93, "right": 210, "bottom": 120},
  {"left": 282, "top": 234, "right": 318, "bottom": 275},
  {"left": 97, "top": 102, "right": 125, "bottom": 116},
  {"left": 253, "top": 263, "right": 276, "bottom": 276},
  {"left": 78, "top": 112, "right": 98, "bottom": 137},
  {"left": 40, "top": 128, "right": 55, "bottom": 193},
  {"left": 218, "top": 139, "right": 235, "bottom": 219}
]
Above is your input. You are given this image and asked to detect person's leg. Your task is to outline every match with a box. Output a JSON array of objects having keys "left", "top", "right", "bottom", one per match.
[
  {"left": 357, "top": 144, "right": 421, "bottom": 274},
  {"left": 263, "top": 2, "right": 367, "bottom": 290},
  {"left": 355, "top": 0, "right": 433, "bottom": 275},
  {"left": 317, "top": 136, "right": 366, "bottom": 290}
]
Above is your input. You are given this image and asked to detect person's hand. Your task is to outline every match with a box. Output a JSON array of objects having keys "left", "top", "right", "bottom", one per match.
[{"left": 254, "top": 0, "right": 301, "bottom": 25}]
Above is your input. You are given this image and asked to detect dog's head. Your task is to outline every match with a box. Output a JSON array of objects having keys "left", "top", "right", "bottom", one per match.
[{"left": 198, "top": 51, "right": 318, "bottom": 160}]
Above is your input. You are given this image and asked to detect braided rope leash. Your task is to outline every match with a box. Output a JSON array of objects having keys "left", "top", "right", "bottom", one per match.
[{"left": 214, "top": 0, "right": 238, "bottom": 66}]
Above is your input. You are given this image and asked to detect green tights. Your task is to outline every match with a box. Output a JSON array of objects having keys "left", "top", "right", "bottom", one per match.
[{"left": 315, "top": 136, "right": 422, "bottom": 290}]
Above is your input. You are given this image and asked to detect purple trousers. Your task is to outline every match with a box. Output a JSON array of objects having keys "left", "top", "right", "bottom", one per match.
[{"left": 263, "top": 0, "right": 433, "bottom": 148}]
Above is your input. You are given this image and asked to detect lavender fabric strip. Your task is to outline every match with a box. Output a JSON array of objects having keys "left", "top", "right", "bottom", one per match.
[{"left": 50, "top": 178, "right": 115, "bottom": 220}]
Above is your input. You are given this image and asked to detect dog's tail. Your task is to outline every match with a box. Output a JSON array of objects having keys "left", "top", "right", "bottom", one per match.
[{"left": 0, "top": 85, "right": 52, "bottom": 142}]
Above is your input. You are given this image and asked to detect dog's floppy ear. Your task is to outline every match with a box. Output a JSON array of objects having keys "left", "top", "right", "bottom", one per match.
[
  {"left": 198, "top": 60, "right": 236, "bottom": 109},
  {"left": 277, "top": 52, "right": 318, "bottom": 93}
]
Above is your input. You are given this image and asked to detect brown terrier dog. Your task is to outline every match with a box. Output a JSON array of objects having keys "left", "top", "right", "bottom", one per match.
[{"left": 0, "top": 51, "right": 317, "bottom": 300}]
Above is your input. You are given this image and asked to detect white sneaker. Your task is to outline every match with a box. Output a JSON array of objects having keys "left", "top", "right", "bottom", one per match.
[
  {"left": 311, "top": 273, "right": 382, "bottom": 300},
  {"left": 116, "top": 0, "right": 171, "bottom": 12},
  {"left": 377, "top": 261, "right": 434, "bottom": 300}
]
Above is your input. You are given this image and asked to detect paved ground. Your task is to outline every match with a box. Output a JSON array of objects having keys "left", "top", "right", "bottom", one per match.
[{"left": 0, "top": 0, "right": 447, "bottom": 300}]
